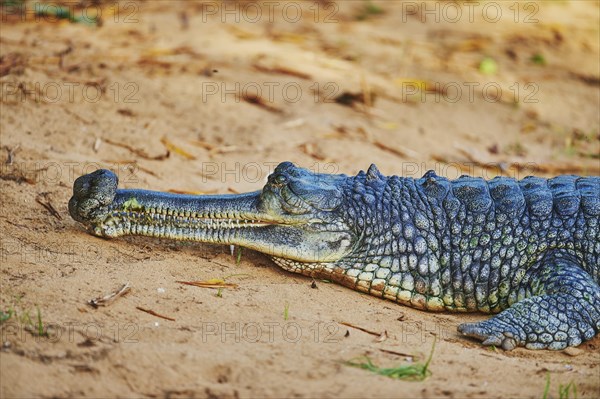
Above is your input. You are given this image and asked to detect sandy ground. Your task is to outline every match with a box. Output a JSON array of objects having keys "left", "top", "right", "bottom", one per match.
[{"left": 1, "top": 1, "right": 599, "bottom": 398}]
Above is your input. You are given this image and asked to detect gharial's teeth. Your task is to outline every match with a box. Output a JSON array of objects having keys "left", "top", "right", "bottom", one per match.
[{"left": 115, "top": 207, "right": 273, "bottom": 229}]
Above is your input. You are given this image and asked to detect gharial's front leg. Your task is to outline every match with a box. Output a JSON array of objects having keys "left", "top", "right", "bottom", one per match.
[{"left": 458, "top": 252, "right": 600, "bottom": 350}]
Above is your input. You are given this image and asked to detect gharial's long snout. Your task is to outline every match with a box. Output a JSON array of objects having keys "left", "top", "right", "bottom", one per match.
[
  {"left": 69, "top": 169, "right": 266, "bottom": 236},
  {"left": 68, "top": 168, "right": 356, "bottom": 263}
]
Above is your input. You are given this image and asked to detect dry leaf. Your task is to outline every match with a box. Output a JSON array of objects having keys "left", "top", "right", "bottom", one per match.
[
  {"left": 93, "top": 137, "right": 102, "bottom": 152},
  {"left": 375, "top": 121, "right": 399, "bottom": 130},
  {"left": 242, "top": 93, "right": 283, "bottom": 114},
  {"left": 104, "top": 138, "right": 170, "bottom": 160},
  {"left": 282, "top": 118, "right": 305, "bottom": 129},
  {"left": 299, "top": 142, "right": 327, "bottom": 161},
  {"left": 376, "top": 330, "right": 389, "bottom": 343},
  {"left": 189, "top": 140, "right": 216, "bottom": 151},
  {"left": 393, "top": 78, "right": 430, "bottom": 91},
  {"left": 161, "top": 137, "right": 196, "bottom": 160},
  {"left": 227, "top": 25, "right": 257, "bottom": 39},
  {"left": 270, "top": 32, "right": 306, "bottom": 44},
  {"left": 209, "top": 145, "right": 238, "bottom": 156},
  {"left": 253, "top": 63, "right": 311, "bottom": 80}
]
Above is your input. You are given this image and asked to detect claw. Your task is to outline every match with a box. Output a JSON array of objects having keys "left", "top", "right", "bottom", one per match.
[
  {"left": 482, "top": 336, "right": 502, "bottom": 347},
  {"left": 501, "top": 337, "right": 517, "bottom": 351},
  {"left": 457, "top": 322, "right": 519, "bottom": 351}
]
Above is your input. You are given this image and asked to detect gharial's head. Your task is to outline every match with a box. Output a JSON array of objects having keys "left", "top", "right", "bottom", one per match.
[{"left": 69, "top": 161, "right": 388, "bottom": 264}]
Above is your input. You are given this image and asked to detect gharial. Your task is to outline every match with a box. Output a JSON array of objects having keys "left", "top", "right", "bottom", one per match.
[{"left": 69, "top": 162, "right": 600, "bottom": 350}]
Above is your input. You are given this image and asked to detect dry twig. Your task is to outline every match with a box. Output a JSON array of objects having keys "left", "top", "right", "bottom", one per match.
[
  {"left": 88, "top": 283, "right": 131, "bottom": 308},
  {"left": 136, "top": 306, "right": 175, "bottom": 321},
  {"left": 35, "top": 192, "right": 62, "bottom": 220},
  {"left": 339, "top": 321, "right": 382, "bottom": 337}
]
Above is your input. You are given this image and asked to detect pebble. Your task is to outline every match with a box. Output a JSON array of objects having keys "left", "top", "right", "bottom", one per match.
[{"left": 563, "top": 347, "right": 583, "bottom": 357}]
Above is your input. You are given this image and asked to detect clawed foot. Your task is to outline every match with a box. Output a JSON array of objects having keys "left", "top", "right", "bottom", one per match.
[
  {"left": 458, "top": 321, "right": 523, "bottom": 351},
  {"left": 68, "top": 169, "right": 118, "bottom": 225}
]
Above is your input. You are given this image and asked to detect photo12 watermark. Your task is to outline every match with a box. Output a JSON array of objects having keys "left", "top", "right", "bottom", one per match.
[
  {"left": 199, "top": 1, "right": 339, "bottom": 24},
  {"left": 1, "top": 160, "right": 543, "bottom": 189},
  {"left": 197, "top": 161, "right": 540, "bottom": 184},
  {"left": 0, "top": 81, "right": 140, "bottom": 104},
  {"left": 0, "top": 238, "right": 171, "bottom": 266},
  {"left": 199, "top": 161, "right": 340, "bottom": 184},
  {"left": 0, "top": 321, "right": 141, "bottom": 345},
  {"left": 1, "top": 1, "right": 139, "bottom": 24},
  {"left": 401, "top": 1, "right": 540, "bottom": 24},
  {"left": 0, "top": 320, "right": 451, "bottom": 346},
  {"left": 0, "top": 161, "right": 141, "bottom": 186},
  {"left": 399, "top": 81, "right": 540, "bottom": 104},
  {"left": 198, "top": 80, "right": 539, "bottom": 106},
  {"left": 200, "top": 81, "right": 340, "bottom": 105}
]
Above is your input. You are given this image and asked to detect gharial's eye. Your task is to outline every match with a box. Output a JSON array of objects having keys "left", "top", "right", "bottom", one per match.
[{"left": 273, "top": 174, "right": 288, "bottom": 185}]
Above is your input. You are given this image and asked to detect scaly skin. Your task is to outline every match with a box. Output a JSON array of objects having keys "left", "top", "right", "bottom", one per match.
[{"left": 69, "top": 162, "right": 600, "bottom": 350}]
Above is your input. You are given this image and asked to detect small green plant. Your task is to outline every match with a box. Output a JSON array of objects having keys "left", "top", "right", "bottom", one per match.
[
  {"left": 346, "top": 338, "right": 435, "bottom": 381},
  {"left": 236, "top": 247, "right": 243, "bottom": 264},
  {"left": 543, "top": 373, "right": 551, "bottom": 399},
  {"left": 283, "top": 302, "right": 290, "bottom": 320},
  {"left": 558, "top": 381, "right": 577, "bottom": 399},
  {"left": 0, "top": 309, "right": 13, "bottom": 323},
  {"left": 479, "top": 57, "right": 498, "bottom": 75},
  {"left": 2, "top": 296, "right": 32, "bottom": 326},
  {"left": 505, "top": 141, "right": 527, "bottom": 157},
  {"left": 355, "top": 1, "right": 385, "bottom": 20},
  {"left": 20, "top": 309, "right": 33, "bottom": 326},
  {"left": 542, "top": 373, "right": 578, "bottom": 399},
  {"left": 1, "top": 299, "right": 47, "bottom": 336},
  {"left": 208, "top": 273, "right": 252, "bottom": 298},
  {"left": 531, "top": 53, "right": 547, "bottom": 66},
  {"left": 36, "top": 307, "right": 47, "bottom": 337}
]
